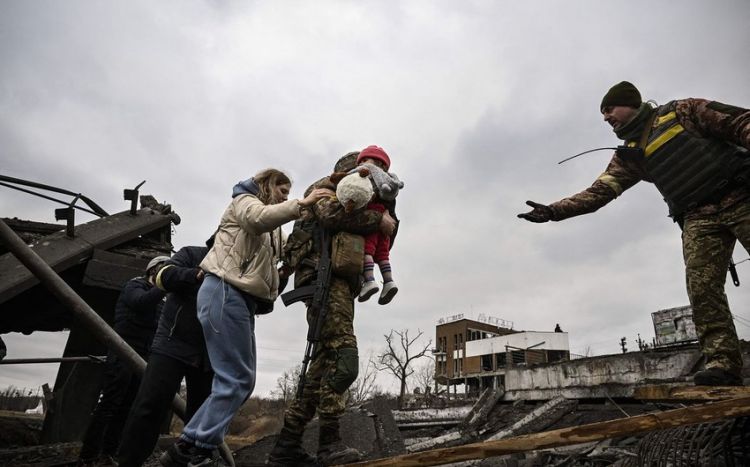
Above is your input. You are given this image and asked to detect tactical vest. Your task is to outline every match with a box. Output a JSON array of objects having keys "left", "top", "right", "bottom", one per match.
[{"left": 627, "top": 101, "right": 749, "bottom": 217}]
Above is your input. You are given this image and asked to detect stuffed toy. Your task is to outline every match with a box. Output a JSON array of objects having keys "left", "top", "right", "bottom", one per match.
[
  {"left": 332, "top": 162, "right": 405, "bottom": 213},
  {"left": 359, "top": 162, "right": 404, "bottom": 201},
  {"left": 332, "top": 167, "right": 374, "bottom": 213}
]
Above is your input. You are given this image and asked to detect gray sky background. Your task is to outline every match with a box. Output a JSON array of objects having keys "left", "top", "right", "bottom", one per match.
[{"left": 2, "top": 0, "right": 750, "bottom": 397}]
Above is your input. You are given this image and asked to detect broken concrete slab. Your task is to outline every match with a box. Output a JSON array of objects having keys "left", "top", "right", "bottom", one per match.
[
  {"left": 301, "top": 408, "right": 377, "bottom": 457},
  {"left": 406, "top": 430, "right": 463, "bottom": 453},
  {"left": 233, "top": 408, "right": 380, "bottom": 465},
  {"left": 460, "top": 387, "right": 505, "bottom": 435},
  {"left": 406, "top": 388, "right": 507, "bottom": 453},
  {"left": 362, "top": 395, "right": 406, "bottom": 457},
  {"left": 393, "top": 405, "right": 472, "bottom": 429},
  {"left": 486, "top": 397, "right": 577, "bottom": 441},
  {"left": 500, "top": 348, "right": 702, "bottom": 401}
]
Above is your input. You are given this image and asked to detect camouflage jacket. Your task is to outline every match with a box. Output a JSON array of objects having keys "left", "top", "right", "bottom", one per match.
[
  {"left": 310, "top": 176, "right": 389, "bottom": 235},
  {"left": 549, "top": 98, "right": 750, "bottom": 221},
  {"left": 293, "top": 176, "right": 389, "bottom": 287}
]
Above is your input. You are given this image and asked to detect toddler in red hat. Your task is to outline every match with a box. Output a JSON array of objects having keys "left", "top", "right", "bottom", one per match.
[{"left": 353, "top": 145, "right": 404, "bottom": 305}]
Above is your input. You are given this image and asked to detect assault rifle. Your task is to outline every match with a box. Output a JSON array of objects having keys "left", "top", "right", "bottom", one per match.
[{"left": 280, "top": 228, "right": 332, "bottom": 399}]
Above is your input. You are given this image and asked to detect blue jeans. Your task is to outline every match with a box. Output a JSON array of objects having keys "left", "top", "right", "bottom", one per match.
[{"left": 181, "top": 274, "right": 257, "bottom": 449}]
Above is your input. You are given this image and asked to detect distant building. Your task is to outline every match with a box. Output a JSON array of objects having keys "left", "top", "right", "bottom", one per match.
[
  {"left": 652, "top": 305, "right": 698, "bottom": 347},
  {"left": 433, "top": 315, "right": 570, "bottom": 394}
]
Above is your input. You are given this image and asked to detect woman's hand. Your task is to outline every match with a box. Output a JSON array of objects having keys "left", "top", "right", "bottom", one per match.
[{"left": 299, "top": 188, "right": 334, "bottom": 207}]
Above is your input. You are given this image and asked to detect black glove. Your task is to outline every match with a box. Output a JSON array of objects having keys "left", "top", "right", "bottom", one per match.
[{"left": 517, "top": 200, "right": 553, "bottom": 223}]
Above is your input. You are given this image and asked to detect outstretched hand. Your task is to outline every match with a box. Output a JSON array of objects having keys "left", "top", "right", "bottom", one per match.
[{"left": 517, "top": 200, "right": 553, "bottom": 223}]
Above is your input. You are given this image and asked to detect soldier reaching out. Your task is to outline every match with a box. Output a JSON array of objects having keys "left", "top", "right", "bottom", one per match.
[{"left": 519, "top": 81, "right": 749, "bottom": 387}]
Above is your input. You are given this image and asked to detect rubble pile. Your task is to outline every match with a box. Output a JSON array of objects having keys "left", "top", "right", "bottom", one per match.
[{"left": 1, "top": 390, "right": 749, "bottom": 466}]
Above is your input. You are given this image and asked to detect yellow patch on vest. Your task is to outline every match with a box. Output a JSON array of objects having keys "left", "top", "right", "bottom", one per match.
[
  {"left": 645, "top": 124, "right": 684, "bottom": 157},
  {"left": 655, "top": 111, "right": 677, "bottom": 126}
]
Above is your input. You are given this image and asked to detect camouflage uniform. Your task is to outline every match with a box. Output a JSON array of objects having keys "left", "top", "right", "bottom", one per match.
[
  {"left": 271, "top": 154, "right": 385, "bottom": 464},
  {"left": 548, "top": 98, "right": 750, "bottom": 376}
]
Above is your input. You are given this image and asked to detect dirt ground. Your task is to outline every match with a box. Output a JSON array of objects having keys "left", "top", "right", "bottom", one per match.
[
  {"left": 0, "top": 410, "right": 43, "bottom": 449},
  {"left": 0, "top": 407, "right": 283, "bottom": 466}
]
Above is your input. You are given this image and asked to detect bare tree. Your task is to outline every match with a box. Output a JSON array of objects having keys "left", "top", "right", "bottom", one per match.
[
  {"left": 413, "top": 356, "right": 435, "bottom": 395},
  {"left": 374, "top": 329, "right": 432, "bottom": 408},
  {"left": 271, "top": 365, "right": 301, "bottom": 405},
  {"left": 346, "top": 350, "right": 382, "bottom": 406}
]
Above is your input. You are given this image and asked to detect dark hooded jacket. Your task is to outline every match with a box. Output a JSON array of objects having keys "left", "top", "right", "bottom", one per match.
[
  {"left": 150, "top": 246, "right": 211, "bottom": 370},
  {"left": 113, "top": 277, "right": 165, "bottom": 356}
]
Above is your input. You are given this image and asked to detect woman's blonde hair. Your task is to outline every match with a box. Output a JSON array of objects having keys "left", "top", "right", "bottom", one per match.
[{"left": 254, "top": 168, "right": 292, "bottom": 204}]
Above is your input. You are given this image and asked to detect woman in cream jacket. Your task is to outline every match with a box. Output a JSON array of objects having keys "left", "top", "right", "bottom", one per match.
[{"left": 162, "top": 168, "right": 328, "bottom": 467}]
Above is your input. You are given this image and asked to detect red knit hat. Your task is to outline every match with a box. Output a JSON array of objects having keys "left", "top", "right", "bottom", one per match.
[{"left": 357, "top": 145, "right": 390, "bottom": 170}]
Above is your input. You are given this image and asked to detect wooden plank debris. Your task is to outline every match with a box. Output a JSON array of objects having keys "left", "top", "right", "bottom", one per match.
[
  {"left": 632, "top": 384, "right": 750, "bottom": 401},
  {"left": 347, "top": 396, "right": 750, "bottom": 467}
]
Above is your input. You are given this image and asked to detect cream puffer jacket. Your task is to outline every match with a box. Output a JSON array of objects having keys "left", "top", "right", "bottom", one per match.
[{"left": 200, "top": 194, "right": 301, "bottom": 300}]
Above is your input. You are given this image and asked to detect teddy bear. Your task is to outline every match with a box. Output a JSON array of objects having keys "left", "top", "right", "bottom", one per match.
[
  {"left": 331, "top": 163, "right": 404, "bottom": 213},
  {"left": 331, "top": 162, "right": 404, "bottom": 212},
  {"left": 331, "top": 166, "right": 375, "bottom": 213}
]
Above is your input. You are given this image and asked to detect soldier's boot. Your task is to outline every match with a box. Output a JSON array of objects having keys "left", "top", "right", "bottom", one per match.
[
  {"left": 316, "top": 423, "right": 363, "bottom": 466},
  {"left": 693, "top": 367, "right": 743, "bottom": 386},
  {"left": 267, "top": 427, "right": 320, "bottom": 467}
]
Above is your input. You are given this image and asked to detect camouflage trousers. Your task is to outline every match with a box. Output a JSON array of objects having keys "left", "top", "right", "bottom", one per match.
[
  {"left": 682, "top": 199, "right": 749, "bottom": 373},
  {"left": 283, "top": 277, "right": 359, "bottom": 437}
]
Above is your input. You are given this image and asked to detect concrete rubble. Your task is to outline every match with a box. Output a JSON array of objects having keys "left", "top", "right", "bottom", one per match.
[
  {"left": 238, "top": 347, "right": 750, "bottom": 466},
  {"left": 1, "top": 343, "right": 750, "bottom": 466},
  {"left": 223, "top": 343, "right": 750, "bottom": 466}
]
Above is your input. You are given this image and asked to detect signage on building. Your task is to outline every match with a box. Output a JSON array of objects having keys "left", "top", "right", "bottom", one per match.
[
  {"left": 436, "top": 313, "right": 513, "bottom": 329},
  {"left": 437, "top": 313, "right": 464, "bottom": 325},
  {"left": 477, "top": 313, "right": 513, "bottom": 330}
]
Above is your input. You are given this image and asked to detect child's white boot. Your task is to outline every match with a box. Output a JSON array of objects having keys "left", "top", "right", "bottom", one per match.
[
  {"left": 358, "top": 281, "right": 379, "bottom": 302},
  {"left": 378, "top": 281, "right": 398, "bottom": 305}
]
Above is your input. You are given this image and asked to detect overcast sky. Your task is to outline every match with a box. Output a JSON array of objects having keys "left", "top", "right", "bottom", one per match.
[{"left": 2, "top": 1, "right": 750, "bottom": 397}]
